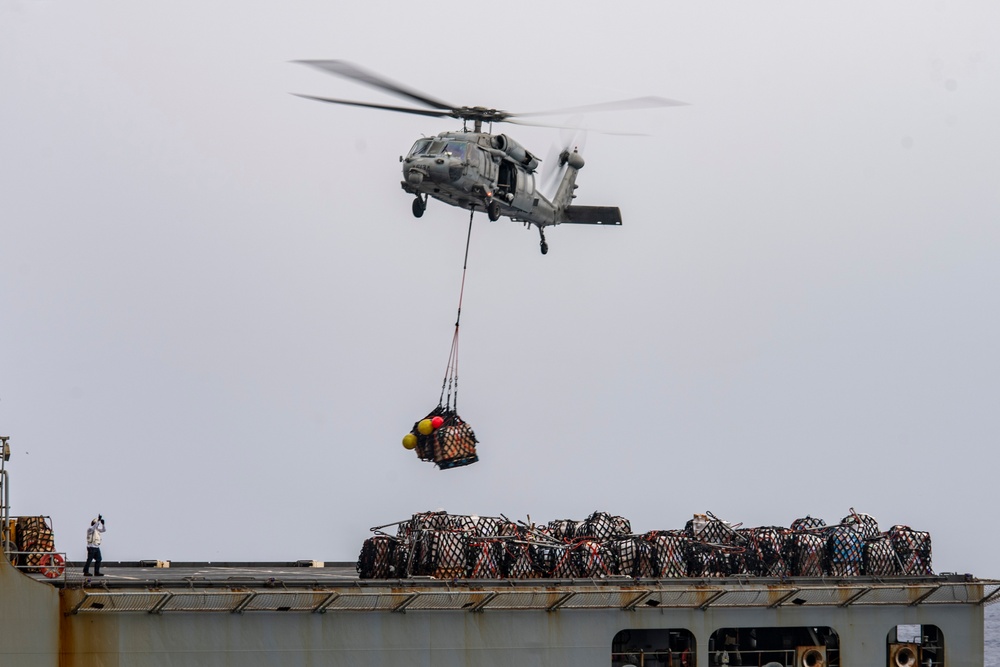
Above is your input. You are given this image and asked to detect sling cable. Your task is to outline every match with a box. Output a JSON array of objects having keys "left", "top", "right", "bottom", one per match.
[{"left": 401, "top": 208, "right": 480, "bottom": 470}]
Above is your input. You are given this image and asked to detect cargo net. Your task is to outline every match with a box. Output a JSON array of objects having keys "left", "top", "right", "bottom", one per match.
[
  {"left": 357, "top": 508, "right": 933, "bottom": 580},
  {"left": 889, "top": 525, "right": 933, "bottom": 576},
  {"left": 14, "top": 516, "right": 57, "bottom": 572},
  {"left": 409, "top": 407, "right": 479, "bottom": 470}
]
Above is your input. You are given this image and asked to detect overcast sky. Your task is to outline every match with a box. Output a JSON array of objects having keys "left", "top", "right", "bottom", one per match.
[{"left": 1, "top": 1, "right": 998, "bottom": 575}]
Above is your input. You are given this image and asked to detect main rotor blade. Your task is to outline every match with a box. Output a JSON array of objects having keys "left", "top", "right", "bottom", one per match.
[
  {"left": 294, "top": 60, "right": 457, "bottom": 111},
  {"left": 505, "top": 118, "right": 649, "bottom": 137},
  {"left": 513, "top": 96, "right": 688, "bottom": 118},
  {"left": 292, "top": 94, "right": 454, "bottom": 118}
]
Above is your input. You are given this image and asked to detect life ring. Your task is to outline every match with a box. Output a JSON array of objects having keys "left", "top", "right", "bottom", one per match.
[{"left": 39, "top": 552, "right": 65, "bottom": 579}]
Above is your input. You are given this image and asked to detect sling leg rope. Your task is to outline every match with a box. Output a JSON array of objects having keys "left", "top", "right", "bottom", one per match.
[{"left": 439, "top": 208, "right": 475, "bottom": 412}]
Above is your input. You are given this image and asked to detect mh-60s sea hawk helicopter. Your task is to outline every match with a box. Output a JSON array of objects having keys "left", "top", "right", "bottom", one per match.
[{"left": 294, "top": 60, "right": 685, "bottom": 254}]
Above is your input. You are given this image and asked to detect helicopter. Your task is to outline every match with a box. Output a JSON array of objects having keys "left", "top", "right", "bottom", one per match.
[{"left": 293, "top": 60, "right": 685, "bottom": 254}]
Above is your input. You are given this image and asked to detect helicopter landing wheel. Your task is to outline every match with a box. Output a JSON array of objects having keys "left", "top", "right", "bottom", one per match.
[
  {"left": 412, "top": 196, "right": 425, "bottom": 218},
  {"left": 540, "top": 241, "right": 549, "bottom": 255},
  {"left": 487, "top": 200, "right": 501, "bottom": 222}
]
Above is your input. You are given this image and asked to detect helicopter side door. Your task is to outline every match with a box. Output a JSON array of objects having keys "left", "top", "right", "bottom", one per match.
[
  {"left": 469, "top": 145, "right": 496, "bottom": 189},
  {"left": 511, "top": 168, "right": 536, "bottom": 212}
]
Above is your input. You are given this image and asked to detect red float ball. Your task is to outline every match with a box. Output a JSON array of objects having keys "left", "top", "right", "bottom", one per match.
[{"left": 431, "top": 416, "right": 444, "bottom": 429}]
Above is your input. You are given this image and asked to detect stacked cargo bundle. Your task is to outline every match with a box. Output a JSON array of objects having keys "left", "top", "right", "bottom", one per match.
[
  {"left": 888, "top": 525, "right": 933, "bottom": 576},
  {"left": 739, "top": 527, "right": 789, "bottom": 578},
  {"left": 683, "top": 513, "right": 746, "bottom": 578},
  {"left": 863, "top": 534, "right": 897, "bottom": 577},
  {"left": 356, "top": 509, "right": 934, "bottom": 580},
  {"left": 466, "top": 538, "right": 504, "bottom": 578},
  {"left": 609, "top": 535, "right": 655, "bottom": 578},
  {"left": 645, "top": 530, "right": 689, "bottom": 578},
  {"left": 356, "top": 535, "right": 400, "bottom": 579},
  {"left": 14, "top": 516, "right": 57, "bottom": 572},
  {"left": 785, "top": 517, "right": 828, "bottom": 577},
  {"left": 826, "top": 524, "right": 865, "bottom": 576},
  {"left": 572, "top": 540, "right": 618, "bottom": 578}
]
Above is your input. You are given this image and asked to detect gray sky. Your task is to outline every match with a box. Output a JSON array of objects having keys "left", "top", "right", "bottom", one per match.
[{"left": 1, "top": 1, "right": 998, "bottom": 574}]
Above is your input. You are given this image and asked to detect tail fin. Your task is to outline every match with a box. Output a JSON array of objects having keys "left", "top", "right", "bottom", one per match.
[{"left": 552, "top": 150, "right": 586, "bottom": 211}]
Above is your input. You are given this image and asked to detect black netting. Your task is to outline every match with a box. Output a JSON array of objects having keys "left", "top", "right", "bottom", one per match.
[
  {"left": 686, "top": 542, "right": 735, "bottom": 578},
  {"left": 448, "top": 515, "right": 502, "bottom": 537},
  {"left": 393, "top": 540, "right": 410, "bottom": 579},
  {"left": 409, "top": 408, "right": 479, "bottom": 469},
  {"left": 647, "top": 531, "right": 690, "bottom": 578},
  {"left": 496, "top": 520, "right": 520, "bottom": 538},
  {"left": 612, "top": 515, "right": 632, "bottom": 538},
  {"left": 357, "top": 536, "right": 399, "bottom": 579},
  {"left": 888, "top": 525, "right": 933, "bottom": 575},
  {"left": 16, "top": 516, "right": 55, "bottom": 572},
  {"left": 572, "top": 540, "right": 618, "bottom": 578},
  {"left": 434, "top": 416, "right": 479, "bottom": 469},
  {"left": 501, "top": 542, "right": 538, "bottom": 579},
  {"left": 410, "top": 407, "right": 448, "bottom": 462},
  {"left": 609, "top": 537, "right": 653, "bottom": 578},
  {"left": 546, "top": 519, "right": 581, "bottom": 542},
  {"left": 466, "top": 539, "right": 504, "bottom": 578},
  {"left": 685, "top": 515, "right": 738, "bottom": 545},
  {"left": 410, "top": 529, "right": 468, "bottom": 578},
  {"left": 738, "top": 527, "right": 788, "bottom": 577},
  {"left": 542, "top": 545, "right": 575, "bottom": 578},
  {"left": 841, "top": 512, "right": 880, "bottom": 540},
  {"left": 863, "top": 535, "right": 897, "bottom": 576},
  {"left": 578, "top": 512, "right": 630, "bottom": 541},
  {"left": 826, "top": 525, "right": 864, "bottom": 577},
  {"left": 784, "top": 532, "right": 827, "bottom": 576},
  {"left": 365, "top": 509, "right": 932, "bottom": 580},
  {"left": 398, "top": 510, "right": 451, "bottom": 537},
  {"left": 790, "top": 515, "right": 827, "bottom": 532}
]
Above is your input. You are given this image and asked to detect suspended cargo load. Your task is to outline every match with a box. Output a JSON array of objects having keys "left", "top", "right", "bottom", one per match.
[{"left": 406, "top": 407, "right": 479, "bottom": 469}]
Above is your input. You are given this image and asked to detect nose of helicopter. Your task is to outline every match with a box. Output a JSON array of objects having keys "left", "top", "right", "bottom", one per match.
[
  {"left": 403, "top": 155, "right": 461, "bottom": 185},
  {"left": 406, "top": 168, "right": 424, "bottom": 186}
]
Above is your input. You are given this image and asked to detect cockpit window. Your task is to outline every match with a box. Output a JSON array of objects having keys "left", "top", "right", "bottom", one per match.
[
  {"left": 409, "top": 139, "right": 468, "bottom": 159},
  {"left": 444, "top": 142, "right": 467, "bottom": 159},
  {"left": 409, "top": 139, "right": 432, "bottom": 156}
]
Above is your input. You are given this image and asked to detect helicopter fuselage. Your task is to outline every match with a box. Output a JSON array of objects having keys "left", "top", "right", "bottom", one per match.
[{"left": 400, "top": 131, "right": 561, "bottom": 227}]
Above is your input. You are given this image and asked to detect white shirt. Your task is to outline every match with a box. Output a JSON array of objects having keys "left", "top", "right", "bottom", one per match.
[{"left": 86, "top": 520, "right": 106, "bottom": 547}]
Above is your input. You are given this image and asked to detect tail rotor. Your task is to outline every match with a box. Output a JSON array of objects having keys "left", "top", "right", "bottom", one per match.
[{"left": 542, "top": 122, "right": 587, "bottom": 198}]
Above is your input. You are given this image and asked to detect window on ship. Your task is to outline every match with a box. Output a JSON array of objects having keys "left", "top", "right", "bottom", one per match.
[
  {"left": 707, "top": 626, "right": 839, "bottom": 667},
  {"left": 888, "top": 624, "right": 943, "bottom": 667},
  {"left": 612, "top": 629, "right": 695, "bottom": 666}
]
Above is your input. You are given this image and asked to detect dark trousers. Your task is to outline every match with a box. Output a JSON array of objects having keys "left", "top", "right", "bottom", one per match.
[{"left": 84, "top": 546, "right": 102, "bottom": 575}]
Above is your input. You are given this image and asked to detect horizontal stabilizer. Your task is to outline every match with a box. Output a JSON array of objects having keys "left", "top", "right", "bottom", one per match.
[{"left": 562, "top": 206, "right": 622, "bottom": 225}]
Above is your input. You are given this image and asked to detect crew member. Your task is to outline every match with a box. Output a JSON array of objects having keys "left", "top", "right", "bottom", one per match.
[{"left": 83, "top": 515, "right": 106, "bottom": 577}]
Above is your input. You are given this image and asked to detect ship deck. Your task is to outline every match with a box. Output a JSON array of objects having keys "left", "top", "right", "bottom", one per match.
[{"left": 21, "top": 561, "right": 1000, "bottom": 615}]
